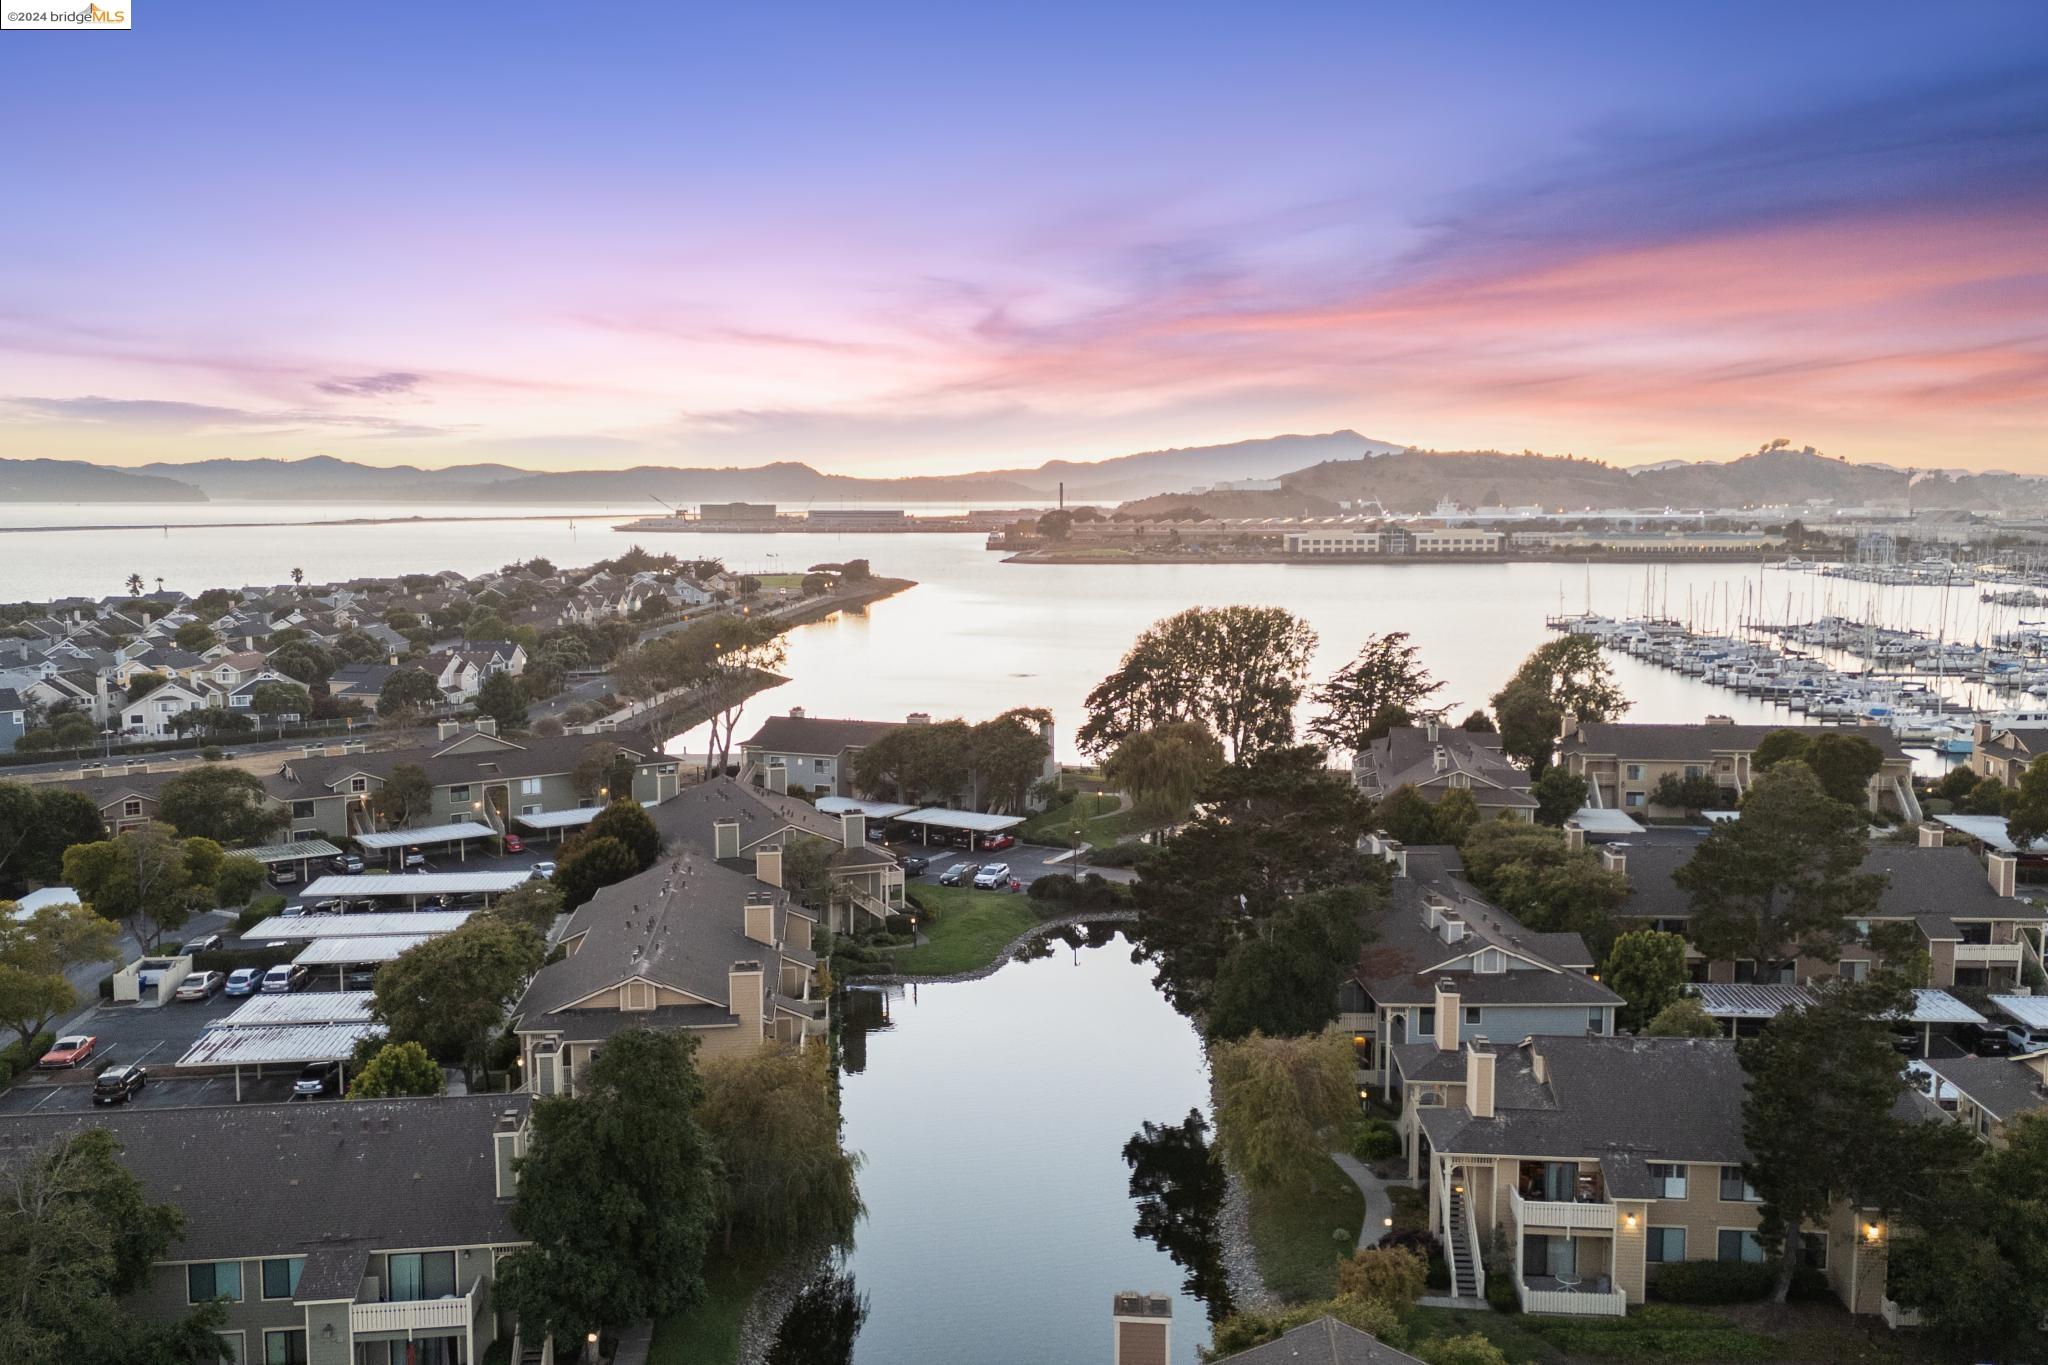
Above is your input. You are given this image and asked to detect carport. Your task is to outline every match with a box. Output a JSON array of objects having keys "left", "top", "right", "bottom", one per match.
[
  {"left": 893, "top": 807, "right": 1027, "bottom": 848},
  {"left": 295, "top": 936, "right": 437, "bottom": 989},
  {"left": 354, "top": 821, "right": 497, "bottom": 867},
  {"left": 297, "top": 871, "right": 531, "bottom": 908},
  {"left": 217, "top": 990, "right": 376, "bottom": 1028},
  {"left": 175, "top": 1021, "right": 383, "bottom": 1101},
  {"left": 239, "top": 838, "right": 343, "bottom": 885},
  {"left": 1563, "top": 808, "right": 1644, "bottom": 839},
  {"left": 515, "top": 807, "right": 603, "bottom": 844},
  {"left": 816, "top": 797, "right": 916, "bottom": 820},
  {"left": 1692, "top": 983, "right": 1986, "bottom": 1052},
  {"left": 249, "top": 910, "right": 475, "bottom": 941}
]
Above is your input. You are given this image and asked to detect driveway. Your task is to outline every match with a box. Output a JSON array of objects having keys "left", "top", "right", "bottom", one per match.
[
  {"left": 894, "top": 842, "right": 1134, "bottom": 890},
  {"left": 0, "top": 1069, "right": 307, "bottom": 1114}
]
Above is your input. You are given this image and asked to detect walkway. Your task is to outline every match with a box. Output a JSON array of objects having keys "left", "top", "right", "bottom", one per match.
[
  {"left": 1329, "top": 1151, "right": 1416, "bottom": 1252},
  {"left": 610, "top": 1321, "right": 652, "bottom": 1365}
]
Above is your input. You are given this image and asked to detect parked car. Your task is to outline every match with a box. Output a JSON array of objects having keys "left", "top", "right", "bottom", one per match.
[
  {"left": 347, "top": 898, "right": 381, "bottom": 913},
  {"left": 294, "top": 1060, "right": 343, "bottom": 1098},
  {"left": 531, "top": 861, "right": 558, "bottom": 878},
  {"left": 271, "top": 865, "right": 300, "bottom": 886},
  {"left": 311, "top": 899, "right": 347, "bottom": 915},
  {"left": 93, "top": 1064, "right": 147, "bottom": 1106},
  {"left": 2007, "top": 1024, "right": 2048, "bottom": 1055},
  {"left": 901, "top": 854, "right": 930, "bottom": 876},
  {"left": 174, "top": 970, "right": 225, "bottom": 1001},
  {"left": 178, "top": 933, "right": 223, "bottom": 955},
  {"left": 979, "top": 833, "right": 1016, "bottom": 852},
  {"left": 38, "top": 1035, "right": 97, "bottom": 1069},
  {"left": 972, "top": 862, "right": 1013, "bottom": 889},
  {"left": 342, "top": 966, "right": 378, "bottom": 991},
  {"left": 331, "top": 853, "right": 365, "bottom": 875},
  {"left": 1958, "top": 1022, "right": 2013, "bottom": 1057},
  {"left": 261, "top": 963, "right": 310, "bottom": 994},
  {"left": 402, "top": 847, "right": 426, "bottom": 868},
  {"left": 502, "top": 833, "right": 525, "bottom": 854},
  {"left": 939, "top": 862, "right": 977, "bottom": 886},
  {"left": 224, "top": 967, "right": 265, "bottom": 996}
]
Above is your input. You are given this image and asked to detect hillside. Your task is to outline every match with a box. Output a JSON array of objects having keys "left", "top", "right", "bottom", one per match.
[
  {"left": 475, "top": 462, "right": 1044, "bottom": 504},
  {"left": 985, "top": 429, "right": 1400, "bottom": 500},
  {"left": 132, "top": 455, "right": 521, "bottom": 501},
  {"left": 0, "top": 458, "right": 207, "bottom": 504}
]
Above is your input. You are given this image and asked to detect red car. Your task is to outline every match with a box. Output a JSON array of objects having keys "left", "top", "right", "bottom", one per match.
[
  {"left": 39, "top": 1034, "right": 97, "bottom": 1069},
  {"left": 502, "top": 833, "right": 525, "bottom": 854},
  {"left": 980, "top": 833, "right": 1015, "bottom": 852}
]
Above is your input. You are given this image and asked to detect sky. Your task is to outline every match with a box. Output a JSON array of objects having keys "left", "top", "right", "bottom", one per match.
[{"left": 2, "top": 2, "right": 2045, "bottom": 477}]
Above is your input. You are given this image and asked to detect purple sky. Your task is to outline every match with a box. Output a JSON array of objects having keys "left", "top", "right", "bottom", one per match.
[{"left": 3, "top": 2, "right": 2045, "bottom": 474}]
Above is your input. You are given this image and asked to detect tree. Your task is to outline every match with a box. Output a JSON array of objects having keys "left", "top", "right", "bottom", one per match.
[
  {"left": 1414, "top": 1337, "right": 1512, "bottom": 1365},
  {"left": 1036, "top": 508, "right": 1073, "bottom": 540},
  {"left": 346, "top": 1040, "right": 446, "bottom": 1098},
  {"left": 475, "top": 670, "right": 528, "bottom": 731},
  {"left": 1336, "top": 1246, "right": 1427, "bottom": 1306},
  {"left": 249, "top": 680, "right": 312, "bottom": 735},
  {"left": 578, "top": 800, "right": 663, "bottom": 872},
  {"left": 61, "top": 825, "right": 208, "bottom": 950},
  {"left": 377, "top": 667, "right": 444, "bottom": 718},
  {"left": 0, "top": 966, "right": 75, "bottom": 1052},
  {"left": 193, "top": 587, "right": 237, "bottom": 617},
  {"left": 1431, "top": 788, "right": 1480, "bottom": 846},
  {"left": 267, "top": 642, "right": 333, "bottom": 686},
  {"left": 1675, "top": 762, "right": 1885, "bottom": 966},
  {"left": 212, "top": 855, "right": 266, "bottom": 909},
  {"left": 1751, "top": 729, "right": 1884, "bottom": 808},
  {"left": 1309, "top": 632, "right": 1446, "bottom": 752},
  {"left": 967, "top": 708, "right": 1053, "bottom": 812},
  {"left": 1530, "top": 767, "right": 1588, "bottom": 826},
  {"left": 1651, "top": 771, "right": 1727, "bottom": 814},
  {"left": 124, "top": 572, "right": 144, "bottom": 597},
  {"left": 1459, "top": 709, "right": 1495, "bottom": 733},
  {"left": 571, "top": 741, "right": 639, "bottom": 802},
  {"left": 1130, "top": 746, "right": 1375, "bottom": 1014},
  {"left": 372, "top": 763, "right": 434, "bottom": 828},
  {"left": 850, "top": 721, "right": 973, "bottom": 806},
  {"left": 1930, "top": 764, "right": 1982, "bottom": 805},
  {"left": 0, "top": 784, "right": 105, "bottom": 898},
  {"left": 697, "top": 1043, "right": 862, "bottom": 1251},
  {"left": 779, "top": 835, "right": 838, "bottom": 912},
  {"left": 1489, "top": 635, "right": 1630, "bottom": 773},
  {"left": 1210, "top": 1026, "right": 1355, "bottom": 1190},
  {"left": 554, "top": 836, "right": 643, "bottom": 910},
  {"left": 486, "top": 880, "right": 564, "bottom": 935},
  {"left": 1371, "top": 786, "right": 1443, "bottom": 846},
  {"left": 15, "top": 711, "right": 95, "bottom": 752},
  {"left": 123, "top": 671, "right": 169, "bottom": 704},
  {"left": 172, "top": 621, "right": 217, "bottom": 652},
  {"left": 1207, "top": 885, "right": 1374, "bottom": 1041},
  {"left": 1078, "top": 606, "right": 1318, "bottom": 762},
  {"left": 494, "top": 1028, "right": 720, "bottom": 1347},
  {"left": 155, "top": 764, "right": 286, "bottom": 846},
  {"left": 1459, "top": 822, "right": 1628, "bottom": 957},
  {"left": 1643, "top": 998, "right": 1721, "bottom": 1037},
  {"left": 1103, "top": 722, "right": 1226, "bottom": 822},
  {"left": 1740, "top": 976, "right": 1920, "bottom": 1302},
  {"left": 1965, "top": 775, "right": 2011, "bottom": 817},
  {"left": 1603, "top": 930, "right": 1689, "bottom": 1033},
  {"left": 370, "top": 914, "right": 543, "bottom": 1085},
  {"left": 2006, "top": 753, "right": 2048, "bottom": 850}
]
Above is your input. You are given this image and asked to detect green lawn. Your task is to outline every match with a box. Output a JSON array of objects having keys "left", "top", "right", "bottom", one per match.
[
  {"left": 648, "top": 1253, "right": 777, "bottom": 1365},
  {"left": 1246, "top": 1154, "right": 1366, "bottom": 1302},
  {"left": 888, "top": 885, "right": 1050, "bottom": 975},
  {"left": 1402, "top": 1302, "right": 1896, "bottom": 1365},
  {"left": 1020, "top": 792, "right": 1160, "bottom": 848}
]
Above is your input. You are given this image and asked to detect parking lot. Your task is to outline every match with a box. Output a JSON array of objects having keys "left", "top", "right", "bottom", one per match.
[
  {"left": 0, "top": 1068, "right": 305, "bottom": 1114},
  {"left": 892, "top": 840, "right": 1133, "bottom": 890}
]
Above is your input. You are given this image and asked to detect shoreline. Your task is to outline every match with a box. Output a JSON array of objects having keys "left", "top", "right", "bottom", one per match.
[
  {"left": 1001, "top": 549, "right": 1826, "bottom": 566},
  {"left": 0, "top": 511, "right": 640, "bottom": 534}
]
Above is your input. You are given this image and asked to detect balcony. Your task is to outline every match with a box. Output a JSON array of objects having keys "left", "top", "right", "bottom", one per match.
[
  {"left": 1520, "top": 1277, "right": 1628, "bottom": 1316},
  {"left": 1954, "top": 942, "right": 2023, "bottom": 966},
  {"left": 350, "top": 1282, "right": 475, "bottom": 1335},
  {"left": 1509, "top": 1184, "right": 1618, "bottom": 1231}
]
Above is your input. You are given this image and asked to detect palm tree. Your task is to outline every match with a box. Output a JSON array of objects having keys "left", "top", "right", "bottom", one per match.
[
  {"left": 154, "top": 576, "right": 165, "bottom": 593},
  {"left": 290, "top": 567, "right": 305, "bottom": 589},
  {"left": 125, "top": 573, "right": 143, "bottom": 597}
]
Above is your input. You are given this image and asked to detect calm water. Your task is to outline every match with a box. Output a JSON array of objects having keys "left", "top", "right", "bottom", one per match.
[{"left": 834, "top": 930, "right": 1219, "bottom": 1364}]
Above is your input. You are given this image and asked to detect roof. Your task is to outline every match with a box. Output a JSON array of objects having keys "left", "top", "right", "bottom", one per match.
[
  {"left": 252, "top": 910, "right": 475, "bottom": 939},
  {"left": 1904, "top": 988, "right": 1988, "bottom": 1025},
  {"left": 295, "top": 935, "right": 435, "bottom": 965},
  {"left": 1926, "top": 1054, "right": 2048, "bottom": 1123},
  {"left": 815, "top": 796, "right": 917, "bottom": 819},
  {"left": 236, "top": 839, "right": 344, "bottom": 864},
  {"left": 175, "top": 1022, "right": 383, "bottom": 1067},
  {"left": 653, "top": 775, "right": 845, "bottom": 852},
  {"left": 1621, "top": 837, "right": 2027, "bottom": 924},
  {"left": 1567, "top": 808, "right": 1645, "bottom": 836},
  {"left": 1693, "top": 982, "right": 1985, "bottom": 1025},
  {"left": 217, "top": 991, "right": 376, "bottom": 1026},
  {"left": 298, "top": 873, "right": 530, "bottom": 897},
  {"left": 1351, "top": 725, "right": 1534, "bottom": 809},
  {"left": 898, "top": 807, "right": 1027, "bottom": 833},
  {"left": 1933, "top": 814, "right": 2048, "bottom": 855},
  {"left": 1993, "top": 995, "right": 2048, "bottom": 1030},
  {"left": 0, "top": 1094, "right": 527, "bottom": 1265},
  {"left": 1562, "top": 720, "right": 1907, "bottom": 763},
  {"left": 739, "top": 711, "right": 902, "bottom": 757},
  {"left": 1209, "top": 1317, "right": 1425, "bottom": 1365},
  {"left": 12, "top": 887, "right": 81, "bottom": 915},
  {"left": 1418, "top": 1035, "right": 1749, "bottom": 1167},
  {"left": 354, "top": 821, "right": 497, "bottom": 850},
  {"left": 516, "top": 807, "right": 604, "bottom": 830}
]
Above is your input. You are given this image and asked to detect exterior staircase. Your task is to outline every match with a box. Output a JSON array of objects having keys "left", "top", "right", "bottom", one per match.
[{"left": 1446, "top": 1190, "right": 1481, "bottom": 1299}]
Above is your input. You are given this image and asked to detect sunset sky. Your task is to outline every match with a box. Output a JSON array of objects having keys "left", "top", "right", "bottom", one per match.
[{"left": 3, "top": 3, "right": 2045, "bottom": 475}]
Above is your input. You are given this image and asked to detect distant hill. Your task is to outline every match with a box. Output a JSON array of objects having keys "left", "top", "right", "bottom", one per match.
[
  {"left": 476, "top": 462, "right": 1044, "bottom": 504},
  {"left": 131, "top": 455, "right": 525, "bottom": 501},
  {"left": 0, "top": 458, "right": 207, "bottom": 504},
  {"left": 981, "top": 430, "right": 1402, "bottom": 501}
]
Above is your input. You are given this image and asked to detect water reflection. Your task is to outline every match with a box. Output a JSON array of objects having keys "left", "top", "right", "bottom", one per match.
[
  {"left": 767, "top": 1265, "right": 870, "bottom": 1365},
  {"left": 1124, "top": 1110, "right": 1233, "bottom": 1323},
  {"left": 837, "top": 986, "right": 894, "bottom": 1075}
]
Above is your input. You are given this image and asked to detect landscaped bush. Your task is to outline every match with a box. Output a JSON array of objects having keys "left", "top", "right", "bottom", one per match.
[
  {"left": 1520, "top": 1303, "right": 1778, "bottom": 1361},
  {"left": 1026, "top": 872, "right": 1131, "bottom": 909},
  {"left": 1350, "top": 1118, "right": 1402, "bottom": 1163},
  {"left": 0, "top": 1031, "right": 56, "bottom": 1091},
  {"left": 1484, "top": 1270, "right": 1519, "bottom": 1312},
  {"left": 1648, "top": 1258, "right": 1774, "bottom": 1303},
  {"left": 884, "top": 913, "right": 915, "bottom": 936},
  {"left": 1086, "top": 840, "right": 1150, "bottom": 867}
]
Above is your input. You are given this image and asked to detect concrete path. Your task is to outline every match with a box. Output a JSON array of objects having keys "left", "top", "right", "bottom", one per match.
[
  {"left": 1330, "top": 1151, "right": 1418, "bottom": 1252},
  {"left": 610, "top": 1321, "right": 652, "bottom": 1365}
]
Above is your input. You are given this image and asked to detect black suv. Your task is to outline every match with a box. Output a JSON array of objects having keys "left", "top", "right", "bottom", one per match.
[
  {"left": 901, "top": 855, "right": 930, "bottom": 876},
  {"left": 93, "top": 1065, "right": 147, "bottom": 1106},
  {"left": 1958, "top": 1023, "right": 2012, "bottom": 1057}
]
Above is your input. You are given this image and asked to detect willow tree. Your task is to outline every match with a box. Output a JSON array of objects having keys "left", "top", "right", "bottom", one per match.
[{"left": 1104, "top": 722, "right": 1226, "bottom": 821}]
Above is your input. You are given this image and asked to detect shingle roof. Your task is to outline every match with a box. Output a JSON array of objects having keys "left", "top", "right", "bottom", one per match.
[
  {"left": 1562, "top": 720, "right": 1907, "bottom": 763},
  {"left": 1352, "top": 726, "right": 1534, "bottom": 810},
  {"left": 1926, "top": 1054, "right": 2048, "bottom": 1123},
  {"left": 1621, "top": 838, "right": 2022, "bottom": 924},
  {"left": 653, "top": 775, "right": 844, "bottom": 854},
  {"left": 0, "top": 1094, "right": 528, "bottom": 1265},
  {"left": 739, "top": 712, "right": 902, "bottom": 757},
  {"left": 1210, "top": 1318, "right": 1424, "bottom": 1365}
]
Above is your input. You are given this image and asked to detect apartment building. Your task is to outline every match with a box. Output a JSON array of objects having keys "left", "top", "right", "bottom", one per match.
[
  {"left": 1283, "top": 530, "right": 1382, "bottom": 555},
  {"left": 738, "top": 709, "right": 907, "bottom": 798},
  {"left": 1338, "top": 840, "right": 1621, "bottom": 1099},
  {"left": 0, "top": 1094, "right": 532, "bottom": 1365},
  {"left": 1973, "top": 723, "right": 2048, "bottom": 786},
  {"left": 0, "top": 686, "right": 23, "bottom": 753},
  {"left": 1925, "top": 1048, "right": 2048, "bottom": 1146},
  {"left": 1350, "top": 722, "right": 1537, "bottom": 823},
  {"left": 1556, "top": 717, "right": 1917, "bottom": 821},
  {"left": 511, "top": 853, "right": 825, "bottom": 1095}
]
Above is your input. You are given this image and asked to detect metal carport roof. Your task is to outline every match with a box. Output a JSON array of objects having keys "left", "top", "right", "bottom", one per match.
[
  {"left": 515, "top": 808, "right": 603, "bottom": 830},
  {"left": 176, "top": 1022, "right": 383, "bottom": 1068},
  {"left": 895, "top": 808, "right": 1027, "bottom": 833},
  {"left": 815, "top": 797, "right": 917, "bottom": 820},
  {"left": 235, "top": 839, "right": 343, "bottom": 865},
  {"left": 216, "top": 991, "right": 376, "bottom": 1027},
  {"left": 354, "top": 822, "right": 496, "bottom": 850},
  {"left": 298, "top": 873, "right": 531, "bottom": 898},
  {"left": 295, "top": 936, "right": 435, "bottom": 965},
  {"left": 1564, "top": 808, "right": 1644, "bottom": 836},
  {"left": 251, "top": 910, "right": 475, "bottom": 939},
  {"left": 1993, "top": 995, "right": 2048, "bottom": 1030}
]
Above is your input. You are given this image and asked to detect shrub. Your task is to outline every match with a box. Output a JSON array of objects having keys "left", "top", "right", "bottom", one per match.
[
  {"left": 1086, "top": 840, "right": 1149, "bottom": 868},
  {"left": 1350, "top": 1118, "right": 1402, "bottom": 1163},
  {"left": 0, "top": 1032, "right": 55, "bottom": 1090},
  {"left": 1426, "top": 1253, "right": 1450, "bottom": 1290},
  {"left": 1485, "top": 1269, "right": 1519, "bottom": 1312},
  {"left": 884, "top": 913, "right": 915, "bottom": 936},
  {"left": 201, "top": 746, "right": 224, "bottom": 761},
  {"left": 1336, "top": 1246, "right": 1426, "bottom": 1306},
  {"left": 1415, "top": 1335, "right": 1510, "bottom": 1365},
  {"left": 1027, "top": 873, "right": 1075, "bottom": 902},
  {"left": 1649, "top": 1258, "right": 1774, "bottom": 1303},
  {"left": 98, "top": 973, "right": 115, "bottom": 1001}
]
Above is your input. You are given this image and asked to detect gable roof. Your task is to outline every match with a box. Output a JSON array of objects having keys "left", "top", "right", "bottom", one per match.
[
  {"left": 1620, "top": 837, "right": 2019, "bottom": 924},
  {"left": 1562, "top": 720, "right": 1907, "bottom": 763},
  {"left": 1353, "top": 726, "right": 1534, "bottom": 808},
  {"left": 1926, "top": 1054, "right": 2048, "bottom": 1124},
  {"left": 1210, "top": 1318, "right": 1424, "bottom": 1365},
  {"left": 740, "top": 712, "right": 903, "bottom": 757},
  {"left": 654, "top": 774, "right": 845, "bottom": 854}
]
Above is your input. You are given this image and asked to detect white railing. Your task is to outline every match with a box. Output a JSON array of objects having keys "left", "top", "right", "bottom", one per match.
[
  {"left": 1521, "top": 1284, "right": 1628, "bottom": 1316},
  {"left": 1509, "top": 1185, "right": 1618, "bottom": 1231},
  {"left": 1955, "top": 941, "right": 2023, "bottom": 964},
  {"left": 350, "top": 1284, "right": 474, "bottom": 1335},
  {"left": 1881, "top": 1296, "right": 1923, "bottom": 1328}
]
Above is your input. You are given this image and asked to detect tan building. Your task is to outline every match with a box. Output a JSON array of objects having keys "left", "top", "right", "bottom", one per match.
[
  {"left": 1973, "top": 723, "right": 2048, "bottom": 785},
  {"left": 1925, "top": 1050, "right": 2048, "bottom": 1146},
  {"left": 1350, "top": 722, "right": 1537, "bottom": 823},
  {"left": 1556, "top": 716, "right": 1918, "bottom": 821}
]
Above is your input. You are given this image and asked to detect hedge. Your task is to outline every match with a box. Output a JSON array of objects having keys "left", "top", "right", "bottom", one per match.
[
  {"left": 1648, "top": 1259, "right": 1773, "bottom": 1303},
  {"left": 1026, "top": 873, "right": 1132, "bottom": 909},
  {"left": 0, "top": 1031, "right": 57, "bottom": 1090},
  {"left": 1350, "top": 1119, "right": 1401, "bottom": 1163}
]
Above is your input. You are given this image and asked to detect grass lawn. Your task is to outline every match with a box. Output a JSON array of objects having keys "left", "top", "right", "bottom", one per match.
[
  {"left": 1020, "top": 792, "right": 1160, "bottom": 848},
  {"left": 1246, "top": 1154, "right": 1366, "bottom": 1302},
  {"left": 648, "top": 1252, "right": 778, "bottom": 1365},
  {"left": 888, "top": 885, "right": 1050, "bottom": 975},
  {"left": 1403, "top": 1302, "right": 1905, "bottom": 1365}
]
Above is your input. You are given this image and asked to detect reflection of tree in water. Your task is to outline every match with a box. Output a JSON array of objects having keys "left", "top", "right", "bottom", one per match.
[
  {"left": 766, "top": 1265, "right": 868, "bottom": 1365},
  {"left": 1017, "top": 923, "right": 1090, "bottom": 963},
  {"left": 838, "top": 987, "right": 893, "bottom": 1075},
  {"left": 1123, "top": 1109, "right": 1233, "bottom": 1322}
]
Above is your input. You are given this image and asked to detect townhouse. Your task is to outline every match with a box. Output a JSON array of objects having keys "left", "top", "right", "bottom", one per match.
[
  {"left": 1339, "top": 839, "right": 1622, "bottom": 1100},
  {"left": 738, "top": 708, "right": 909, "bottom": 798},
  {"left": 1556, "top": 716, "right": 1918, "bottom": 821},
  {"left": 1973, "top": 721, "right": 2048, "bottom": 785},
  {"left": 511, "top": 853, "right": 826, "bottom": 1093},
  {"left": 0, "top": 686, "right": 22, "bottom": 753},
  {"left": 0, "top": 1094, "right": 533, "bottom": 1365},
  {"left": 1350, "top": 721, "right": 1537, "bottom": 822},
  {"left": 1925, "top": 1048, "right": 2048, "bottom": 1145}
]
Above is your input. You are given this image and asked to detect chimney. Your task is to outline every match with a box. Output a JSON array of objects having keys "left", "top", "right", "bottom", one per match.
[
  {"left": 1918, "top": 823, "right": 1944, "bottom": 848},
  {"left": 744, "top": 892, "right": 776, "bottom": 946},
  {"left": 1426, "top": 719, "right": 1440, "bottom": 742},
  {"left": 1382, "top": 838, "right": 1407, "bottom": 878},
  {"left": 713, "top": 818, "right": 739, "bottom": 860},
  {"left": 729, "top": 960, "right": 765, "bottom": 1041},
  {"left": 1434, "top": 980, "right": 1461, "bottom": 1053},
  {"left": 1600, "top": 847, "right": 1627, "bottom": 876},
  {"left": 906, "top": 711, "right": 931, "bottom": 725},
  {"left": 1704, "top": 714, "right": 1735, "bottom": 726},
  {"left": 754, "top": 845, "right": 783, "bottom": 888},
  {"left": 1527, "top": 1038, "right": 1548, "bottom": 1085},
  {"left": 1464, "top": 1045, "right": 1496, "bottom": 1119},
  {"left": 841, "top": 811, "right": 867, "bottom": 851},
  {"left": 765, "top": 762, "right": 788, "bottom": 795},
  {"left": 476, "top": 716, "right": 497, "bottom": 737},
  {"left": 1111, "top": 1292, "right": 1171, "bottom": 1365},
  {"left": 789, "top": 706, "right": 805, "bottom": 719},
  {"left": 1975, "top": 718, "right": 1994, "bottom": 747},
  {"left": 1563, "top": 821, "right": 1585, "bottom": 852},
  {"left": 1990, "top": 851, "right": 2019, "bottom": 898},
  {"left": 1559, "top": 709, "right": 1580, "bottom": 740},
  {"left": 438, "top": 720, "right": 459, "bottom": 740}
]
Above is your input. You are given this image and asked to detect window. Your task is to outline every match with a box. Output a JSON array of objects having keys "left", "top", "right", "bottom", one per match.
[
  {"left": 1625, "top": 764, "right": 1645, "bottom": 780},
  {"left": 1717, "top": 1229, "right": 1765, "bottom": 1263},
  {"left": 1465, "top": 1007, "right": 1482, "bottom": 1025},
  {"left": 292, "top": 801, "right": 315, "bottom": 819},
  {"left": 213, "top": 1331, "right": 244, "bottom": 1365},
  {"left": 1719, "top": 1166, "right": 1760, "bottom": 1202},
  {"left": 1645, "top": 1227, "right": 1686, "bottom": 1263},
  {"left": 262, "top": 1329, "right": 308, "bottom": 1365},
  {"left": 1417, "top": 1008, "right": 1435, "bottom": 1035},
  {"left": 1588, "top": 1008, "right": 1606, "bottom": 1034},
  {"left": 386, "top": 1250, "right": 457, "bottom": 1301},
  {"left": 187, "top": 1260, "right": 243, "bottom": 1303},
  {"left": 1839, "top": 959, "right": 1870, "bottom": 982},
  {"left": 1647, "top": 1163, "right": 1687, "bottom": 1199},
  {"left": 522, "top": 804, "right": 541, "bottom": 816},
  {"left": 520, "top": 777, "right": 543, "bottom": 796},
  {"left": 814, "top": 757, "right": 829, "bottom": 773},
  {"left": 349, "top": 777, "right": 367, "bottom": 793},
  {"left": 261, "top": 1256, "right": 304, "bottom": 1300},
  {"left": 1624, "top": 792, "right": 1645, "bottom": 808},
  {"left": 124, "top": 800, "right": 143, "bottom": 817},
  {"left": 1799, "top": 1231, "right": 1829, "bottom": 1270},
  {"left": 449, "top": 784, "right": 470, "bottom": 802}
]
